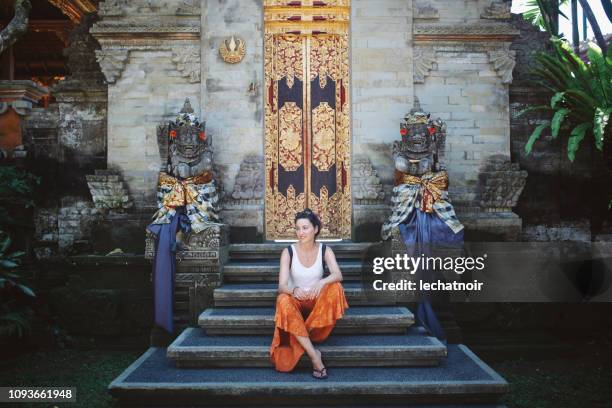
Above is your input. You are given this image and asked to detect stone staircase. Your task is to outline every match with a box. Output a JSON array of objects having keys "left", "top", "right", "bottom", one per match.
[{"left": 108, "top": 243, "right": 508, "bottom": 407}]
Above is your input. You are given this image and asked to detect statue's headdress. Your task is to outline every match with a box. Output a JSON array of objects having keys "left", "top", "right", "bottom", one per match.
[
  {"left": 168, "top": 98, "right": 206, "bottom": 141},
  {"left": 397, "top": 97, "right": 446, "bottom": 161}
]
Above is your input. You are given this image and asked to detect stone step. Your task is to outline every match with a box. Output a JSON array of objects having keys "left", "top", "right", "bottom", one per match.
[
  {"left": 199, "top": 306, "right": 414, "bottom": 335},
  {"left": 223, "top": 260, "right": 364, "bottom": 282},
  {"left": 214, "top": 282, "right": 403, "bottom": 307},
  {"left": 167, "top": 326, "right": 446, "bottom": 368},
  {"left": 108, "top": 344, "right": 508, "bottom": 407},
  {"left": 229, "top": 242, "right": 373, "bottom": 260}
]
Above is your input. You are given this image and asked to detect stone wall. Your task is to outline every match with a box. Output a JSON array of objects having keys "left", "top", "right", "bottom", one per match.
[
  {"left": 201, "top": 0, "right": 264, "bottom": 195},
  {"left": 21, "top": 13, "right": 109, "bottom": 256},
  {"left": 351, "top": 0, "right": 414, "bottom": 186},
  {"left": 92, "top": 0, "right": 202, "bottom": 207}
]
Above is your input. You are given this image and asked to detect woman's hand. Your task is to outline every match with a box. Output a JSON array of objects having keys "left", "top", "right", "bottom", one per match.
[
  {"left": 292, "top": 287, "right": 309, "bottom": 301},
  {"left": 307, "top": 280, "right": 327, "bottom": 300}
]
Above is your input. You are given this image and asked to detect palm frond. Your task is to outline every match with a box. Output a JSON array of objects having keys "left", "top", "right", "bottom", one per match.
[
  {"left": 525, "top": 122, "right": 551, "bottom": 154},
  {"left": 567, "top": 122, "right": 591, "bottom": 161}
]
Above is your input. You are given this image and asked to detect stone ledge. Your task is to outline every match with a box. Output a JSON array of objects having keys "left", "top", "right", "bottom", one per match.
[{"left": 108, "top": 344, "right": 508, "bottom": 406}]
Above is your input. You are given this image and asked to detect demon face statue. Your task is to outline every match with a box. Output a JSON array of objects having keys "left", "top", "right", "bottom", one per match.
[
  {"left": 158, "top": 98, "right": 213, "bottom": 179},
  {"left": 393, "top": 98, "right": 446, "bottom": 176}
]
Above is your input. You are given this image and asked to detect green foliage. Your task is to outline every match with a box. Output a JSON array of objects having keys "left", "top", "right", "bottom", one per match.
[
  {"left": 0, "top": 166, "right": 39, "bottom": 227},
  {"left": 0, "top": 230, "right": 36, "bottom": 339},
  {"left": 0, "top": 166, "right": 39, "bottom": 340},
  {"left": 520, "top": 39, "right": 612, "bottom": 161},
  {"left": 523, "top": 0, "right": 568, "bottom": 36}
]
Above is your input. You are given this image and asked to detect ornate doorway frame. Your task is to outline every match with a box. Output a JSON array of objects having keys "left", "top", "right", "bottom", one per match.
[{"left": 263, "top": 0, "right": 352, "bottom": 241}]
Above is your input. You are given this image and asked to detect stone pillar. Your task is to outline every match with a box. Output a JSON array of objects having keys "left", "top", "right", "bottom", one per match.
[
  {"left": 201, "top": 0, "right": 265, "bottom": 235},
  {"left": 91, "top": 0, "right": 202, "bottom": 207},
  {"left": 52, "top": 12, "right": 108, "bottom": 194}
]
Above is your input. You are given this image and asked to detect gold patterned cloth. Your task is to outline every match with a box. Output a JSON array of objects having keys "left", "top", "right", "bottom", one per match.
[
  {"left": 151, "top": 171, "right": 220, "bottom": 234},
  {"left": 394, "top": 170, "right": 449, "bottom": 214},
  {"left": 381, "top": 170, "right": 463, "bottom": 240}
]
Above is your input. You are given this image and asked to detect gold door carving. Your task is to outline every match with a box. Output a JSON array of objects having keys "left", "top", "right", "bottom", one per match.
[{"left": 264, "top": 1, "right": 351, "bottom": 240}]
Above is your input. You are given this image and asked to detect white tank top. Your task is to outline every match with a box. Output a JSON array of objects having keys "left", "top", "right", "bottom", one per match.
[{"left": 287, "top": 243, "right": 323, "bottom": 291}]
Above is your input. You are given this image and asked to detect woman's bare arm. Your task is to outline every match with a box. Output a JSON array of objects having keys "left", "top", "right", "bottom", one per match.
[
  {"left": 277, "top": 248, "right": 293, "bottom": 295},
  {"left": 321, "top": 247, "right": 343, "bottom": 285}
]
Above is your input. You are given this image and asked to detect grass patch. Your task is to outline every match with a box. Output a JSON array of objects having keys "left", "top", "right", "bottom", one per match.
[
  {"left": 0, "top": 349, "right": 142, "bottom": 408},
  {"left": 493, "top": 359, "right": 612, "bottom": 408}
]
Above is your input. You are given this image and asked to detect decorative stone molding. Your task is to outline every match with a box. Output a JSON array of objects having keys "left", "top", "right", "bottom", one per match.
[
  {"left": 0, "top": 80, "right": 48, "bottom": 115},
  {"left": 172, "top": 47, "right": 201, "bottom": 83},
  {"left": 91, "top": 22, "right": 200, "bottom": 37},
  {"left": 99, "top": 0, "right": 202, "bottom": 17},
  {"left": 98, "top": 0, "right": 126, "bottom": 17},
  {"left": 91, "top": 3, "right": 202, "bottom": 84},
  {"left": 176, "top": 0, "right": 201, "bottom": 16},
  {"left": 413, "top": 48, "right": 437, "bottom": 84},
  {"left": 481, "top": 1, "right": 512, "bottom": 20},
  {"left": 231, "top": 155, "right": 264, "bottom": 201},
  {"left": 478, "top": 155, "right": 528, "bottom": 212},
  {"left": 414, "top": 2, "right": 439, "bottom": 20},
  {"left": 86, "top": 170, "right": 133, "bottom": 211},
  {"left": 352, "top": 156, "right": 384, "bottom": 204},
  {"left": 414, "top": 22, "right": 520, "bottom": 41},
  {"left": 145, "top": 224, "right": 229, "bottom": 265},
  {"left": 95, "top": 49, "right": 129, "bottom": 84},
  {"left": 488, "top": 49, "right": 516, "bottom": 84}
]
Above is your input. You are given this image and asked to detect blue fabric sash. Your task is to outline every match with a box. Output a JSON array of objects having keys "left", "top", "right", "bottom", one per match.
[
  {"left": 147, "top": 208, "right": 190, "bottom": 334},
  {"left": 398, "top": 209, "right": 464, "bottom": 343}
]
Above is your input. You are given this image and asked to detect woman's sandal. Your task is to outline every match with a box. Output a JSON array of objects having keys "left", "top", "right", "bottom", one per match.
[{"left": 312, "top": 350, "right": 328, "bottom": 379}]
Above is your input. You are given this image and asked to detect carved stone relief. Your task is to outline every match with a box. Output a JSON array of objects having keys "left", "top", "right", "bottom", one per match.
[
  {"left": 172, "top": 47, "right": 201, "bottom": 83},
  {"left": 231, "top": 155, "right": 264, "bottom": 201},
  {"left": 478, "top": 155, "right": 528, "bottom": 211},
  {"left": 481, "top": 1, "right": 512, "bottom": 20},
  {"left": 488, "top": 48, "right": 516, "bottom": 84},
  {"left": 414, "top": 2, "right": 439, "bottom": 20},
  {"left": 352, "top": 156, "right": 384, "bottom": 204},
  {"left": 94, "top": 49, "right": 129, "bottom": 83},
  {"left": 413, "top": 48, "right": 437, "bottom": 84}
]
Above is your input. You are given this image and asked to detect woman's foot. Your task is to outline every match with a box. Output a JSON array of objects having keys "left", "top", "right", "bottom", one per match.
[{"left": 311, "top": 349, "right": 327, "bottom": 379}]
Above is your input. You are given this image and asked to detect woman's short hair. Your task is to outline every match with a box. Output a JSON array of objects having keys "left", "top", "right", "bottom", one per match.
[{"left": 295, "top": 208, "right": 322, "bottom": 237}]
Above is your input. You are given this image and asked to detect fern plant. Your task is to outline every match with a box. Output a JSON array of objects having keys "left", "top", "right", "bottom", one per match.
[
  {"left": 0, "top": 231, "right": 35, "bottom": 339},
  {"left": 520, "top": 38, "right": 611, "bottom": 161}
]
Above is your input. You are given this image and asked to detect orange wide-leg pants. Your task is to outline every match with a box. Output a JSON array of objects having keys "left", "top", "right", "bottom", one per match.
[{"left": 269, "top": 282, "right": 349, "bottom": 372}]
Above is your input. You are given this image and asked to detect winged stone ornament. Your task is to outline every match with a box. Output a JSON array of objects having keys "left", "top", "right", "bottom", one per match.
[{"left": 219, "top": 36, "right": 246, "bottom": 64}]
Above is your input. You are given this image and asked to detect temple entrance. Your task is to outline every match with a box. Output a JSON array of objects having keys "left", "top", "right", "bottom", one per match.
[{"left": 263, "top": 1, "right": 351, "bottom": 240}]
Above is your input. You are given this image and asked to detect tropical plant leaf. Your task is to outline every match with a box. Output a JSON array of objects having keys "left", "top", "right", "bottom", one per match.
[
  {"left": 516, "top": 105, "right": 552, "bottom": 117},
  {"left": 551, "top": 92, "right": 566, "bottom": 108},
  {"left": 593, "top": 108, "right": 611, "bottom": 150},
  {"left": 1, "top": 260, "right": 19, "bottom": 269},
  {"left": 567, "top": 122, "right": 591, "bottom": 161},
  {"left": 525, "top": 122, "right": 551, "bottom": 154},
  {"left": 0, "top": 311, "right": 30, "bottom": 338},
  {"left": 0, "top": 233, "right": 10, "bottom": 255},
  {"left": 7, "top": 251, "right": 25, "bottom": 259},
  {"left": 551, "top": 108, "right": 570, "bottom": 138},
  {"left": 17, "top": 284, "right": 35, "bottom": 297}
]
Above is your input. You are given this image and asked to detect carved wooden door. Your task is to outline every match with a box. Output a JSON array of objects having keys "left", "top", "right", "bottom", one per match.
[{"left": 264, "top": 31, "right": 351, "bottom": 240}]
